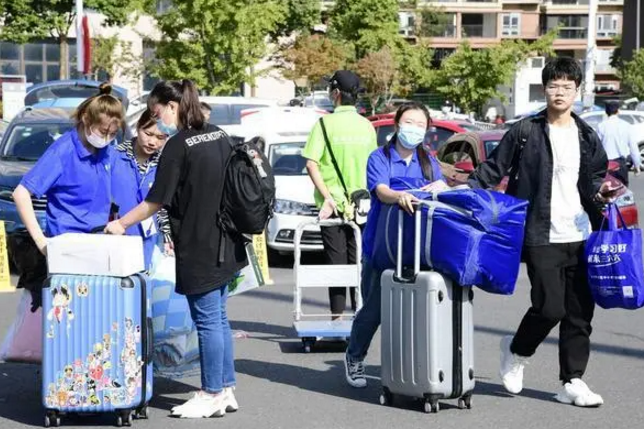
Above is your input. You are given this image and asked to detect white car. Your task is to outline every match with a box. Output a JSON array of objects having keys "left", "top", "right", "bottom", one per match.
[
  {"left": 200, "top": 96, "right": 279, "bottom": 138},
  {"left": 241, "top": 108, "right": 327, "bottom": 253},
  {"left": 580, "top": 110, "right": 644, "bottom": 164}
]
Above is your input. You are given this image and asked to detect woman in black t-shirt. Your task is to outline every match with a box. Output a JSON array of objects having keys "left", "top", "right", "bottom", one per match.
[{"left": 106, "top": 80, "right": 242, "bottom": 419}]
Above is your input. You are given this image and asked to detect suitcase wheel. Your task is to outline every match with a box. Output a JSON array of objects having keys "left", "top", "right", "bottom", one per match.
[
  {"left": 423, "top": 399, "right": 439, "bottom": 414},
  {"left": 44, "top": 412, "right": 60, "bottom": 428},
  {"left": 116, "top": 411, "right": 133, "bottom": 427},
  {"left": 302, "top": 337, "right": 316, "bottom": 353},
  {"left": 378, "top": 388, "right": 393, "bottom": 406},
  {"left": 136, "top": 405, "right": 150, "bottom": 419},
  {"left": 458, "top": 396, "right": 472, "bottom": 410}
]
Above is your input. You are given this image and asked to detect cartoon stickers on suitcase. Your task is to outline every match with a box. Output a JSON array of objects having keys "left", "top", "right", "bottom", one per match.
[{"left": 42, "top": 275, "right": 152, "bottom": 413}]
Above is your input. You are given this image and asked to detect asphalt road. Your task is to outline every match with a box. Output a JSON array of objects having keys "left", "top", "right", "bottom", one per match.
[{"left": 2, "top": 177, "right": 644, "bottom": 429}]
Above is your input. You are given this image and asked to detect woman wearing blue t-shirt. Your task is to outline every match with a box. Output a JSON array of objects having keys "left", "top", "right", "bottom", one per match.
[
  {"left": 13, "top": 84, "right": 124, "bottom": 308},
  {"left": 343, "top": 101, "right": 449, "bottom": 388}
]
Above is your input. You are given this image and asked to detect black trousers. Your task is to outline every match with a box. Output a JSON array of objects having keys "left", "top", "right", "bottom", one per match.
[
  {"left": 511, "top": 242, "right": 595, "bottom": 383},
  {"left": 611, "top": 157, "right": 630, "bottom": 187},
  {"left": 320, "top": 223, "right": 358, "bottom": 316}
]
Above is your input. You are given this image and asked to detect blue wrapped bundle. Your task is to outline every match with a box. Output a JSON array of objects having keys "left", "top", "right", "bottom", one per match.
[{"left": 372, "top": 186, "right": 528, "bottom": 295}]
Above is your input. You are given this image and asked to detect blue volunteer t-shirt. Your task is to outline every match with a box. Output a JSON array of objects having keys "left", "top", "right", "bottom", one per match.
[
  {"left": 20, "top": 128, "right": 113, "bottom": 237},
  {"left": 363, "top": 146, "right": 443, "bottom": 258}
]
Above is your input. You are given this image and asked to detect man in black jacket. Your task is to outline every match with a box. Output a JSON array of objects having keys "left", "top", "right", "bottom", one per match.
[{"left": 469, "top": 57, "right": 617, "bottom": 407}]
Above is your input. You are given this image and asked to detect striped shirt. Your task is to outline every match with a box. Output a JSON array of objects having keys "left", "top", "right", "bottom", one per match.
[{"left": 116, "top": 140, "right": 173, "bottom": 244}]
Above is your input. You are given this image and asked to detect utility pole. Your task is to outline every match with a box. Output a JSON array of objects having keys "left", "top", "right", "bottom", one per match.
[
  {"left": 583, "top": 0, "right": 598, "bottom": 109},
  {"left": 638, "top": 0, "right": 641, "bottom": 51}
]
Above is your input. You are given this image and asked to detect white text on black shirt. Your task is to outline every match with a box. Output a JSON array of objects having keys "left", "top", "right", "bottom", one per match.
[{"left": 185, "top": 131, "right": 226, "bottom": 147}]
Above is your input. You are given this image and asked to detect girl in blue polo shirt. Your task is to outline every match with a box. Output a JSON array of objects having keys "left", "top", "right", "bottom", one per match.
[
  {"left": 111, "top": 109, "right": 172, "bottom": 269},
  {"left": 13, "top": 84, "right": 124, "bottom": 308},
  {"left": 343, "top": 101, "right": 450, "bottom": 388}
]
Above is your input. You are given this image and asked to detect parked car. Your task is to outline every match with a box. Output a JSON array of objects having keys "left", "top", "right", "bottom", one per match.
[
  {"left": 240, "top": 108, "right": 327, "bottom": 253},
  {"left": 24, "top": 80, "right": 129, "bottom": 111},
  {"left": 201, "top": 96, "right": 279, "bottom": 137},
  {"left": 437, "top": 131, "right": 639, "bottom": 228},
  {"left": 370, "top": 114, "right": 470, "bottom": 152},
  {"left": 0, "top": 121, "right": 8, "bottom": 140},
  {"left": 302, "top": 93, "right": 334, "bottom": 113}
]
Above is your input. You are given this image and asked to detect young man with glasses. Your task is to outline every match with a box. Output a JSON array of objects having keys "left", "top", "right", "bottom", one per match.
[{"left": 469, "top": 57, "right": 617, "bottom": 407}]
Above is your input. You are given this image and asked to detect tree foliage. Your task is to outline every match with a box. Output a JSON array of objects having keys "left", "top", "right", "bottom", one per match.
[
  {"left": 621, "top": 48, "right": 644, "bottom": 99},
  {"left": 271, "top": 0, "right": 321, "bottom": 40},
  {"left": 354, "top": 47, "right": 397, "bottom": 113},
  {"left": 433, "top": 30, "right": 558, "bottom": 114},
  {"left": 416, "top": 5, "right": 452, "bottom": 38},
  {"left": 153, "top": 0, "right": 285, "bottom": 94},
  {"left": 0, "top": 0, "right": 147, "bottom": 79},
  {"left": 330, "top": 0, "right": 399, "bottom": 58},
  {"left": 277, "top": 34, "right": 350, "bottom": 90}
]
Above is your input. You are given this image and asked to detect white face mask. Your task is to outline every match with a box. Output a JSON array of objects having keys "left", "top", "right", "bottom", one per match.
[{"left": 86, "top": 130, "right": 112, "bottom": 149}]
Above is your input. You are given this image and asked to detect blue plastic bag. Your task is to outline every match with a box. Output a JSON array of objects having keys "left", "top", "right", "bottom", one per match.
[
  {"left": 149, "top": 248, "right": 200, "bottom": 377},
  {"left": 585, "top": 204, "right": 644, "bottom": 309},
  {"left": 372, "top": 187, "right": 528, "bottom": 295}
]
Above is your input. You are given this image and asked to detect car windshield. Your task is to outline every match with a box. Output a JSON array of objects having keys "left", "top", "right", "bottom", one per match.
[
  {"left": 1, "top": 122, "right": 74, "bottom": 161},
  {"left": 269, "top": 142, "right": 307, "bottom": 176}
]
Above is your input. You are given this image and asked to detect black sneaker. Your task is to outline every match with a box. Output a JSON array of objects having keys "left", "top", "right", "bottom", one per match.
[{"left": 344, "top": 352, "right": 367, "bottom": 388}]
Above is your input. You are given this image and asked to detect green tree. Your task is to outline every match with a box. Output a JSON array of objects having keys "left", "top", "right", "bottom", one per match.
[
  {"left": 330, "top": 0, "right": 399, "bottom": 58},
  {"left": 433, "top": 30, "right": 558, "bottom": 115},
  {"left": 90, "top": 35, "right": 119, "bottom": 81},
  {"left": 277, "top": 34, "right": 350, "bottom": 92},
  {"left": 271, "top": 0, "right": 321, "bottom": 39},
  {"left": 610, "top": 34, "right": 623, "bottom": 78},
  {"left": 417, "top": 5, "right": 452, "bottom": 38},
  {"left": 154, "top": 0, "right": 285, "bottom": 94},
  {"left": 0, "top": 0, "right": 150, "bottom": 80},
  {"left": 621, "top": 48, "right": 644, "bottom": 99},
  {"left": 354, "top": 47, "right": 397, "bottom": 114}
]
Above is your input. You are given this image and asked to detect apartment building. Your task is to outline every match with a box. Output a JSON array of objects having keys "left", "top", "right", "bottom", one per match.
[{"left": 400, "top": 0, "right": 624, "bottom": 89}]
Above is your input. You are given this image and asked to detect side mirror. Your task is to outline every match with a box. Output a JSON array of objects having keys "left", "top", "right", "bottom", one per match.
[{"left": 454, "top": 160, "right": 475, "bottom": 173}]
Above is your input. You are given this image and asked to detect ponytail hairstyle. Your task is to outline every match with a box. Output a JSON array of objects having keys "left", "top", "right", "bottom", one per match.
[
  {"left": 384, "top": 101, "right": 434, "bottom": 181},
  {"left": 147, "top": 79, "right": 204, "bottom": 131},
  {"left": 72, "top": 82, "right": 124, "bottom": 138}
]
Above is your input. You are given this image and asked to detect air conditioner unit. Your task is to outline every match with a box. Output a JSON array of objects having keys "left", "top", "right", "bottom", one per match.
[{"left": 530, "top": 57, "right": 545, "bottom": 69}]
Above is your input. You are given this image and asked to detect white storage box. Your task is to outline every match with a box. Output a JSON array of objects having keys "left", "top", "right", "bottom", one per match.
[{"left": 47, "top": 234, "right": 144, "bottom": 277}]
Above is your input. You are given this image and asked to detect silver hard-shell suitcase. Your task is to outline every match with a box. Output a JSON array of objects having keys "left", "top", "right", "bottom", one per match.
[{"left": 380, "top": 204, "right": 475, "bottom": 413}]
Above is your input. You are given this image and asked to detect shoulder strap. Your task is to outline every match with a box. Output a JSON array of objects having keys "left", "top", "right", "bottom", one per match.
[
  {"left": 508, "top": 118, "right": 531, "bottom": 179},
  {"left": 319, "top": 118, "right": 350, "bottom": 200}
]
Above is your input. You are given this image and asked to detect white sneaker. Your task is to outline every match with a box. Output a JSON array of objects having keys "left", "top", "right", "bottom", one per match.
[
  {"left": 344, "top": 352, "right": 367, "bottom": 388},
  {"left": 554, "top": 378, "right": 604, "bottom": 407},
  {"left": 170, "top": 391, "right": 226, "bottom": 418},
  {"left": 499, "top": 336, "right": 528, "bottom": 394},
  {"left": 224, "top": 387, "right": 239, "bottom": 412}
]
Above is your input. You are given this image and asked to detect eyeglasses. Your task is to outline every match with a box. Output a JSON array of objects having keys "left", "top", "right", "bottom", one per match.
[{"left": 545, "top": 85, "right": 578, "bottom": 94}]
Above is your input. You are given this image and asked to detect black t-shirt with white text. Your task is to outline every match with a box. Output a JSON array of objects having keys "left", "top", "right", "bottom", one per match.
[{"left": 146, "top": 124, "right": 246, "bottom": 295}]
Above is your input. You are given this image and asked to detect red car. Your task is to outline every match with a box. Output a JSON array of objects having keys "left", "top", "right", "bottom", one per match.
[
  {"left": 371, "top": 116, "right": 470, "bottom": 152},
  {"left": 438, "top": 131, "right": 639, "bottom": 228}
]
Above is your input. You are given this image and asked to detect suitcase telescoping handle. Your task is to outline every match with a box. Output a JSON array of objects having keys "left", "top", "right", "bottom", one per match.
[{"left": 395, "top": 207, "right": 422, "bottom": 281}]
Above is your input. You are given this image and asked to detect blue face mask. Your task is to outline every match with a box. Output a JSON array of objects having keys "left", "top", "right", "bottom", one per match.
[
  {"left": 397, "top": 124, "right": 426, "bottom": 150},
  {"left": 156, "top": 106, "right": 178, "bottom": 137}
]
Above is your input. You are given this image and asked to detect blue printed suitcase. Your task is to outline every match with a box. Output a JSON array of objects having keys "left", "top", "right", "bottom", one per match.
[{"left": 42, "top": 274, "right": 152, "bottom": 427}]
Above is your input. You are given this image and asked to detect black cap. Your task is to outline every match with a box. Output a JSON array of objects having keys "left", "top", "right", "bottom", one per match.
[
  {"left": 327, "top": 70, "right": 361, "bottom": 94},
  {"left": 605, "top": 101, "right": 619, "bottom": 115}
]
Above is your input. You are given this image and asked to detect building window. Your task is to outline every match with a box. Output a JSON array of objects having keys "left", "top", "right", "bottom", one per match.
[
  {"left": 0, "top": 40, "right": 67, "bottom": 84},
  {"left": 529, "top": 84, "right": 545, "bottom": 103},
  {"left": 544, "top": 15, "right": 588, "bottom": 39},
  {"left": 597, "top": 14, "right": 619, "bottom": 38},
  {"left": 502, "top": 13, "right": 520, "bottom": 37}
]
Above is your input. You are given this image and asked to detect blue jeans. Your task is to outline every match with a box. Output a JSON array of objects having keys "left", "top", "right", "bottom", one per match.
[
  {"left": 347, "top": 258, "right": 383, "bottom": 360},
  {"left": 186, "top": 284, "right": 236, "bottom": 394}
]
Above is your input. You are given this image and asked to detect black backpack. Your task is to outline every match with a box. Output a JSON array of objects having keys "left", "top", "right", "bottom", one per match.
[{"left": 218, "top": 138, "right": 276, "bottom": 260}]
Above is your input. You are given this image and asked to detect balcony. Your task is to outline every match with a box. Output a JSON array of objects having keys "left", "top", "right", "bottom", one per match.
[
  {"left": 462, "top": 24, "right": 498, "bottom": 38},
  {"left": 595, "top": 63, "right": 616, "bottom": 74},
  {"left": 542, "top": 0, "right": 592, "bottom": 13},
  {"left": 429, "top": 24, "right": 457, "bottom": 38},
  {"left": 557, "top": 28, "right": 588, "bottom": 39}
]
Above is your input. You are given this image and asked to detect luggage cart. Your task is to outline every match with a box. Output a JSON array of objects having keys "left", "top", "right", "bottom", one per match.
[{"left": 293, "top": 218, "right": 363, "bottom": 353}]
